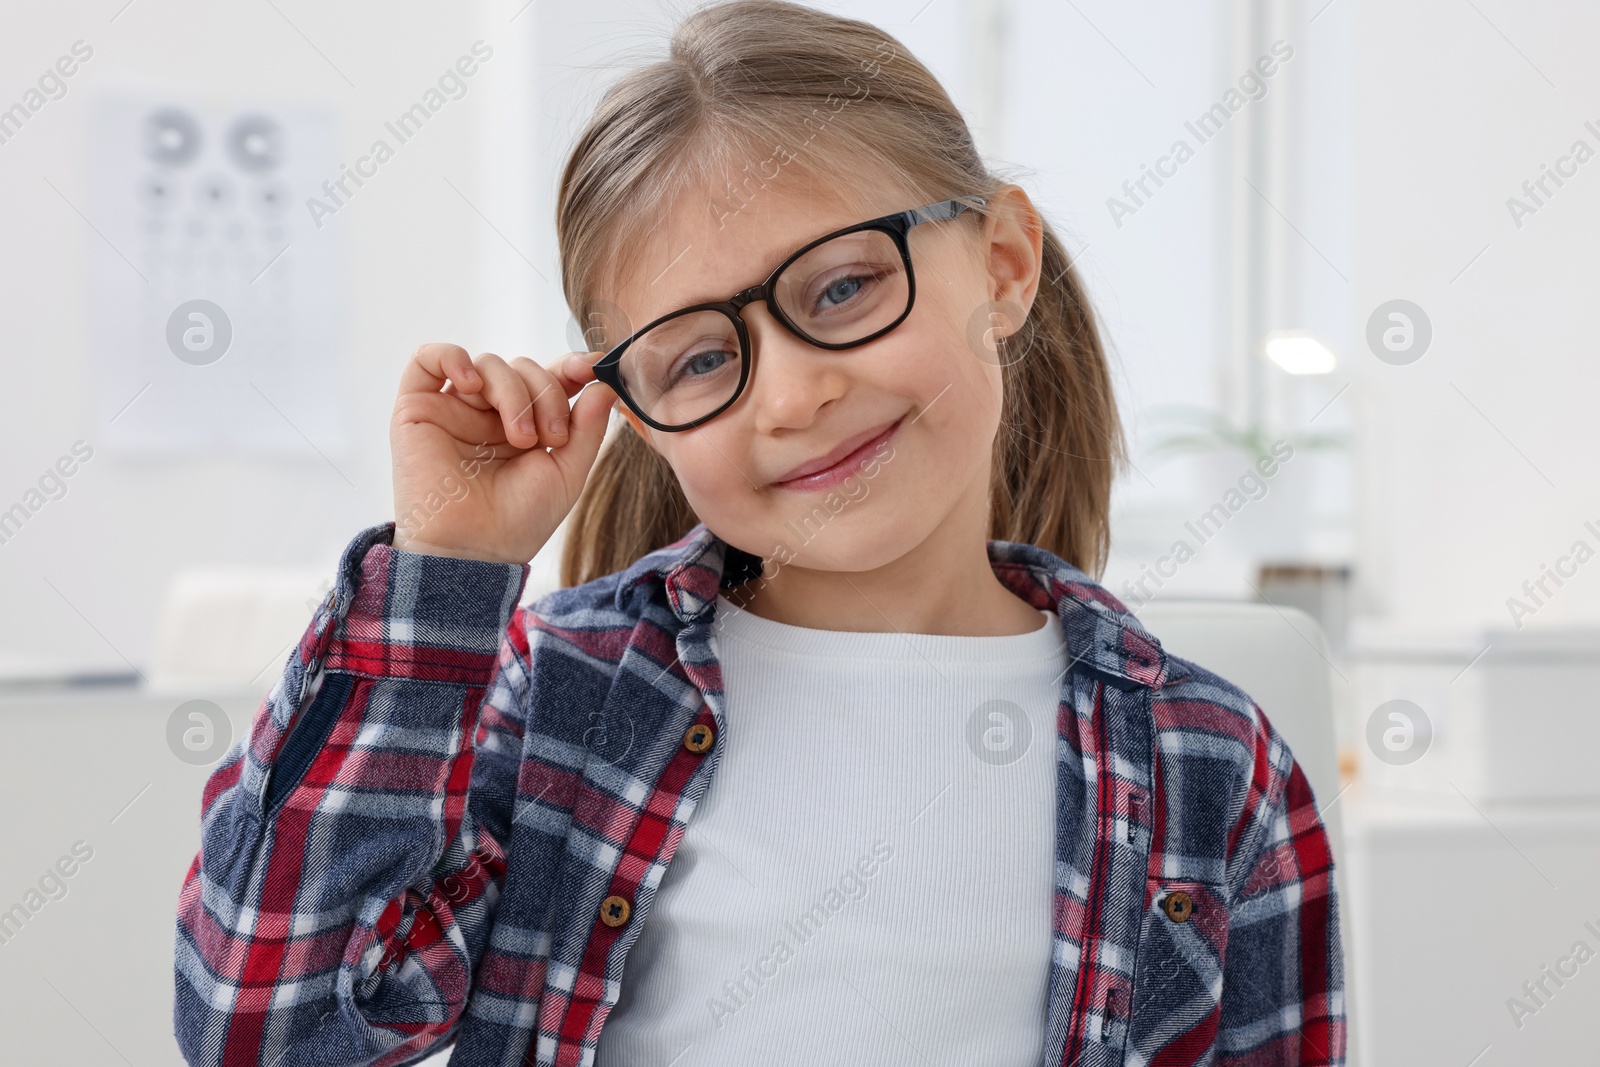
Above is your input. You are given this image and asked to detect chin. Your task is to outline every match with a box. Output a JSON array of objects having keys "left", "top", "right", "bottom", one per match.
[{"left": 747, "top": 507, "right": 923, "bottom": 576}]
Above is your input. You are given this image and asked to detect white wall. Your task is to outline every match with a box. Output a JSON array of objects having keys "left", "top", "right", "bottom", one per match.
[
  {"left": 1006, "top": 0, "right": 1360, "bottom": 607},
  {"left": 0, "top": 1, "right": 519, "bottom": 678},
  {"left": 1351, "top": 0, "right": 1600, "bottom": 628}
]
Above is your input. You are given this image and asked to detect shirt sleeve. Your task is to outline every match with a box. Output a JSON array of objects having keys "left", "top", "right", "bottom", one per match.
[
  {"left": 1217, "top": 707, "right": 1348, "bottom": 1066},
  {"left": 173, "top": 520, "right": 534, "bottom": 1067}
]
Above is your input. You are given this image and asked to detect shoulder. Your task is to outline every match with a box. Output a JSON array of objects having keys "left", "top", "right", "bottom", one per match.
[
  {"left": 1149, "top": 649, "right": 1307, "bottom": 894},
  {"left": 1151, "top": 649, "right": 1269, "bottom": 765},
  {"left": 990, "top": 536, "right": 1292, "bottom": 885}
]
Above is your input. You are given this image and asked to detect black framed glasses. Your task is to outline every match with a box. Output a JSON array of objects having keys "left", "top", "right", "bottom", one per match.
[{"left": 589, "top": 196, "right": 988, "bottom": 432}]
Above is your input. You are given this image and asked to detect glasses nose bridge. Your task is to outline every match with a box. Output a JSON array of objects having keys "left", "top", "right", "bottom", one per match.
[
  {"left": 728, "top": 282, "right": 771, "bottom": 312},
  {"left": 729, "top": 282, "right": 811, "bottom": 349},
  {"left": 727, "top": 281, "right": 805, "bottom": 349}
]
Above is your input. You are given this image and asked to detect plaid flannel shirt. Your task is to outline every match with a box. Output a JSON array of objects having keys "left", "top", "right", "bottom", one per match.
[{"left": 173, "top": 518, "right": 1345, "bottom": 1066}]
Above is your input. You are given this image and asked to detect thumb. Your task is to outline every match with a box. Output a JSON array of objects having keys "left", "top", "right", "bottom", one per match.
[{"left": 548, "top": 379, "right": 619, "bottom": 486}]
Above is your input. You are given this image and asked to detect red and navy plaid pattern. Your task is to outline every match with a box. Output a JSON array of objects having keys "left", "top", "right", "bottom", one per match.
[{"left": 174, "top": 519, "right": 1345, "bottom": 1066}]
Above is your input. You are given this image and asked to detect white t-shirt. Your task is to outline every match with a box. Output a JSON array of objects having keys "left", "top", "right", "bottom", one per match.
[{"left": 593, "top": 593, "right": 1070, "bottom": 1066}]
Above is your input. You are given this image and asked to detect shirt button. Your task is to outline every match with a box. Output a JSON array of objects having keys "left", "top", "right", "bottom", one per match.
[
  {"left": 683, "top": 722, "right": 715, "bottom": 754},
  {"left": 1162, "top": 890, "right": 1194, "bottom": 924},
  {"left": 600, "top": 894, "right": 632, "bottom": 927}
]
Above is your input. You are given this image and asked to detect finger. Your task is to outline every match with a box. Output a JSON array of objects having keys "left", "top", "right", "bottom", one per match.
[
  {"left": 472, "top": 352, "right": 546, "bottom": 449},
  {"left": 447, "top": 351, "right": 595, "bottom": 412},
  {"left": 392, "top": 389, "right": 510, "bottom": 446},
  {"left": 506, "top": 355, "right": 575, "bottom": 447},
  {"left": 544, "top": 379, "right": 619, "bottom": 490},
  {"left": 441, "top": 377, "right": 494, "bottom": 411},
  {"left": 399, "top": 342, "right": 482, "bottom": 398},
  {"left": 555, "top": 350, "right": 605, "bottom": 389}
]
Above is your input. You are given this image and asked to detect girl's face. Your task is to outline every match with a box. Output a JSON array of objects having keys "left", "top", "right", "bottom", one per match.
[{"left": 600, "top": 176, "right": 1042, "bottom": 576}]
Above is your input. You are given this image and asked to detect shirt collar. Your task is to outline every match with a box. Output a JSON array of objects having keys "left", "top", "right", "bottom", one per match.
[{"left": 616, "top": 521, "right": 1168, "bottom": 690}]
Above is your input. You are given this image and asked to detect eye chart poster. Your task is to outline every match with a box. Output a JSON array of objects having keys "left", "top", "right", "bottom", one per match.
[{"left": 88, "top": 92, "right": 345, "bottom": 458}]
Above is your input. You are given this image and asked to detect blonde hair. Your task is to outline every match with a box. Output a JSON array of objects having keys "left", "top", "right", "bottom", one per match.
[{"left": 557, "top": 0, "right": 1124, "bottom": 586}]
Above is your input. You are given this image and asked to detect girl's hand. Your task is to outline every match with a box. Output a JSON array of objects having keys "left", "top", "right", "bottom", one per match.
[{"left": 389, "top": 343, "right": 618, "bottom": 565}]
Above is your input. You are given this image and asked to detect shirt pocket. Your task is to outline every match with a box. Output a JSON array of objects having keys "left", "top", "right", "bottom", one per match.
[{"left": 1125, "top": 878, "right": 1231, "bottom": 1061}]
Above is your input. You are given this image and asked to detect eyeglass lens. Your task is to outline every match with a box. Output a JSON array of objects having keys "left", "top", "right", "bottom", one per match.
[{"left": 615, "top": 227, "right": 909, "bottom": 428}]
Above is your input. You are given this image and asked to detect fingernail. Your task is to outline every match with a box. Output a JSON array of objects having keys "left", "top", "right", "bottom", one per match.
[
  {"left": 551, "top": 418, "right": 567, "bottom": 437},
  {"left": 518, "top": 415, "right": 536, "bottom": 435}
]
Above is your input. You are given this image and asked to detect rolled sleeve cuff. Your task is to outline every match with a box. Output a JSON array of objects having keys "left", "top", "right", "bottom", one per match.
[{"left": 310, "top": 521, "right": 531, "bottom": 685}]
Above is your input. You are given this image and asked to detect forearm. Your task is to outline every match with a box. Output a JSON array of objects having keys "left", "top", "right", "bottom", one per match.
[{"left": 173, "top": 521, "right": 531, "bottom": 1067}]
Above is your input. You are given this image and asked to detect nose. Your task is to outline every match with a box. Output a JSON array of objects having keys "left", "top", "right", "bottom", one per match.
[{"left": 740, "top": 301, "right": 848, "bottom": 433}]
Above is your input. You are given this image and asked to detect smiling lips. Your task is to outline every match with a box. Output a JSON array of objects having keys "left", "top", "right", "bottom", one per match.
[{"left": 769, "top": 415, "right": 903, "bottom": 492}]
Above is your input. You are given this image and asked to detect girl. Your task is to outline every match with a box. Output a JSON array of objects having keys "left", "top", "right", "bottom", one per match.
[{"left": 174, "top": 2, "right": 1344, "bottom": 1065}]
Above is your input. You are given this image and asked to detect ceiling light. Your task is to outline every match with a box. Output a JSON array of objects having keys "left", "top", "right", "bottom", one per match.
[{"left": 1264, "top": 331, "right": 1337, "bottom": 375}]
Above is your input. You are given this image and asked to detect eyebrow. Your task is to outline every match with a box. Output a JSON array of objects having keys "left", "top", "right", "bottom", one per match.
[
  {"left": 629, "top": 243, "right": 770, "bottom": 322},
  {"left": 607, "top": 184, "right": 908, "bottom": 333},
  {"left": 645, "top": 209, "right": 884, "bottom": 312}
]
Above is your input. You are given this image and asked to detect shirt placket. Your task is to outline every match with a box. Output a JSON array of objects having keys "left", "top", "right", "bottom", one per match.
[{"left": 1064, "top": 679, "right": 1156, "bottom": 1066}]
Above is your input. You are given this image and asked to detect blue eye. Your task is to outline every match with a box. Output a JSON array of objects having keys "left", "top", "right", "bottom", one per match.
[
  {"left": 666, "top": 345, "right": 734, "bottom": 389},
  {"left": 685, "top": 349, "right": 729, "bottom": 377},
  {"left": 819, "top": 276, "right": 864, "bottom": 308}
]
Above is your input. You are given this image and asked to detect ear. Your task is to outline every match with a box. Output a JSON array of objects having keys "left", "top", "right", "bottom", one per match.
[{"left": 982, "top": 183, "right": 1045, "bottom": 336}]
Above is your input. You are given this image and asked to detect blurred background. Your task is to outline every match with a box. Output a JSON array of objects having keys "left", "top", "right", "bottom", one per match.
[{"left": 1, "top": 0, "right": 1597, "bottom": 1063}]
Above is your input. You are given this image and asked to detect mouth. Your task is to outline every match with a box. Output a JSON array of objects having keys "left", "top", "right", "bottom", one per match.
[{"left": 769, "top": 414, "right": 904, "bottom": 492}]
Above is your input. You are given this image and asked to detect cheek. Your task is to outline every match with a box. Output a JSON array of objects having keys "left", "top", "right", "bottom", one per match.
[
  {"left": 663, "top": 435, "right": 747, "bottom": 508},
  {"left": 884, "top": 320, "right": 1004, "bottom": 432}
]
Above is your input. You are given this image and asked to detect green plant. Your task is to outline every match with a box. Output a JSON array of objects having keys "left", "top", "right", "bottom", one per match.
[{"left": 1138, "top": 403, "right": 1346, "bottom": 466}]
